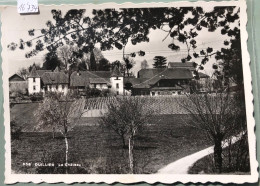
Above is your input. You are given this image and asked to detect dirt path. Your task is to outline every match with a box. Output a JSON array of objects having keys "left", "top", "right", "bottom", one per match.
[{"left": 157, "top": 132, "right": 244, "bottom": 174}]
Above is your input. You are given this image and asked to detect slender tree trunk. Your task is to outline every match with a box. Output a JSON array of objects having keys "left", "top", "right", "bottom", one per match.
[
  {"left": 121, "top": 135, "right": 126, "bottom": 148},
  {"left": 214, "top": 138, "right": 223, "bottom": 173},
  {"left": 64, "top": 135, "right": 69, "bottom": 174},
  {"left": 228, "top": 138, "right": 232, "bottom": 169},
  {"left": 128, "top": 136, "right": 134, "bottom": 174},
  {"left": 52, "top": 127, "right": 55, "bottom": 139}
]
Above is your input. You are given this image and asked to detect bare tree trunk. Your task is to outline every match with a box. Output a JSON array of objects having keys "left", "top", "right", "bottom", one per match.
[
  {"left": 214, "top": 138, "right": 223, "bottom": 173},
  {"left": 228, "top": 138, "right": 232, "bottom": 169},
  {"left": 64, "top": 135, "right": 69, "bottom": 174},
  {"left": 128, "top": 136, "right": 134, "bottom": 174},
  {"left": 52, "top": 127, "right": 55, "bottom": 139},
  {"left": 121, "top": 135, "right": 126, "bottom": 148}
]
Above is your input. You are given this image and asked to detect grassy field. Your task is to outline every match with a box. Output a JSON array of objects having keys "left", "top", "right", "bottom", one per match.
[
  {"left": 11, "top": 114, "right": 212, "bottom": 174},
  {"left": 188, "top": 136, "right": 250, "bottom": 175},
  {"left": 10, "top": 103, "right": 40, "bottom": 132}
]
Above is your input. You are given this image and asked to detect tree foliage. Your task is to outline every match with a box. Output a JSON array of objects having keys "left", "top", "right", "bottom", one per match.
[
  {"left": 140, "top": 59, "right": 149, "bottom": 69},
  {"left": 17, "top": 67, "right": 30, "bottom": 80},
  {"left": 43, "top": 51, "right": 62, "bottom": 70},
  {"left": 98, "top": 58, "right": 110, "bottom": 71},
  {"left": 8, "top": 6, "right": 241, "bottom": 85},
  {"left": 180, "top": 83, "right": 246, "bottom": 173},
  {"left": 100, "top": 97, "right": 151, "bottom": 173},
  {"left": 34, "top": 92, "right": 86, "bottom": 173},
  {"left": 89, "top": 50, "right": 97, "bottom": 71},
  {"left": 153, "top": 56, "right": 167, "bottom": 68}
]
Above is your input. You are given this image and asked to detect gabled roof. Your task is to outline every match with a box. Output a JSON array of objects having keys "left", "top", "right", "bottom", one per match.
[
  {"left": 70, "top": 71, "right": 111, "bottom": 87},
  {"left": 36, "top": 70, "right": 52, "bottom": 77},
  {"left": 138, "top": 68, "right": 193, "bottom": 79},
  {"left": 198, "top": 72, "right": 210, "bottom": 78},
  {"left": 41, "top": 72, "right": 69, "bottom": 85},
  {"left": 89, "top": 78, "right": 111, "bottom": 84},
  {"left": 9, "top": 74, "right": 25, "bottom": 81},
  {"left": 135, "top": 68, "right": 193, "bottom": 89},
  {"left": 111, "top": 65, "right": 123, "bottom": 77},
  {"left": 168, "top": 62, "right": 195, "bottom": 70},
  {"left": 54, "top": 66, "right": 61, "bottom": 72},
  {"left": 28, "top": 64, "right": 40, "bottom": 78}
]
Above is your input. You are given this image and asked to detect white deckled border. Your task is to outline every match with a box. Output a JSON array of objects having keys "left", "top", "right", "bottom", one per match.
[{"left": 1, "top": 0, "right": 258, "bottom": 184}]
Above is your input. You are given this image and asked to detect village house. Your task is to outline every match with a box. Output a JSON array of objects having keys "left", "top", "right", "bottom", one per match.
[
  {"left": 124, "top": 62, "right": 209, "bottom": 96},
  {"left": 16, "top": 62, "right": 209, "bottom": 96},
  {"left": 70, "top": 65, "right": 124, "bottom": 95},
  {"left": 125, "top": 68, "right": 194, "bottom": 96},
  {"left": 9, "top": 74, "right": 28, "bottom": 96},
  {"left": 28, "top": 65, "right": 69, "bottom": 95}
]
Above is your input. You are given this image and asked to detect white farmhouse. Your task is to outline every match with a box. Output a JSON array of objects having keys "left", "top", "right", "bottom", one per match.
[
  {"left": 28, "top": 65, "right": 41, "bottom": 94},
  {"left": 28, "top": 64, "right": 69, "bottom": 95},
  {"left": 70, "top": 65, "right": 124, "bottom": 95}
]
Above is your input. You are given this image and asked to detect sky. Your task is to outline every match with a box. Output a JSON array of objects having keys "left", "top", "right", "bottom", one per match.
[{"left": 1, "top": 3, "right": 239, "bottom": 77}]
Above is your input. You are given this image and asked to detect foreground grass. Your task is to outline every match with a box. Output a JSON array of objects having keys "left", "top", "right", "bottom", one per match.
[
  {"left": 11, "top": 114, "right": 213, "bottom": 174},
  {"left": 188, "top": 137, "right": 250, "bottom": 174}
]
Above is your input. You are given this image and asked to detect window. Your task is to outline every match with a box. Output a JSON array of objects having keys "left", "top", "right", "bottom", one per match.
[
  {"left": 116, "top": 91, "right": 119, "bottom": 95},
  {"left": 33, "top": 78, "right": 35, "bottom": 82},
  {"left": 33, "top": 86, "right": 36, "bottom": 90},
  {"left": 116, "top": 83, "right": 119, "bottom": 89},
  {"left": 56, "top": 85, "right": 58, "bottom": 90},
  {"left": 62, "top": 85, "right": 65, "bottom": 89}
]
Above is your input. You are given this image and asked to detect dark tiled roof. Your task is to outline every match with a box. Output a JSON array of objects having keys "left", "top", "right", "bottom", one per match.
[
  {"left": 138, "top": 68, "right": 193, "bottom": 79},
  {"left": 111, "top": 65, "right": 123, "bottom": 77},
  {"left": 41, "top": 72, "right": 69, "bottom": 85},
  {"left": 37, "top": 70, "right": 52, "bottom": 77},
  {"left": 28, "top": 65, "right": 40, "bottom": 78},
  {"left": 168, "top": 62, "right": 195, "bottom": 68},
  {"left": 70, "top": 71, "right": 112, "bottom": 87},
  {"left": 89, "top": 78, "right": 110, "bottom": 84},
  {"left": 135, "top": 68, "right": 193, "bottom": 89},
  {"left": 198, "top": 72, "right": 210, "bottom": 78},
  {"left": 9, "top": 74, "right": 25, "bottom": 81}
]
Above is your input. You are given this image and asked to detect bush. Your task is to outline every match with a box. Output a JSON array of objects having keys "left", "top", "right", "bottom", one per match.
[
  {"left": 30, "top": 93, "right": 44, "bottom": 102},
  {"left": 85, "top": 88, "right": 102, "bottom": 98},
  {"left": 188, "top": 135, "right": 250, "bottom": 174}
]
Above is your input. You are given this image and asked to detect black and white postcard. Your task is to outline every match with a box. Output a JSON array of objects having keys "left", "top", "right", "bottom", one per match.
[{"left": 2, "top": 0, "right": 258, "bottom": 184}]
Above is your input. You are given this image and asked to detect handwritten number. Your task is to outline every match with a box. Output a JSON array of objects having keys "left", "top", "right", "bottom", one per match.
[{"left": 18, "top": 1, "right": 38, "bottom": 13}]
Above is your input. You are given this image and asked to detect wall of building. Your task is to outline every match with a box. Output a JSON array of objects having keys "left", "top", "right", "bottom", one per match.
[
  {"left": 28, "top": 78, "right": 41, "bottom": 94},
  {"left": 89, "top": 84, "right": 108, "bottom": 90},
  {"left": 110, "top": 77, "right": 124, "bottom": 95},
  {"left": 9, "top": 81, "right": 28, "bottom": 94},
  {"left": 46, "top": 84, "right": 68, "bottom": 94}
]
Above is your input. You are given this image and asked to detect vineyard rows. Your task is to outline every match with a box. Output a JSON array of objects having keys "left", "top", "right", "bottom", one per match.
[{"left": 84, "top": 95, "right": 189, "bottom": 115}]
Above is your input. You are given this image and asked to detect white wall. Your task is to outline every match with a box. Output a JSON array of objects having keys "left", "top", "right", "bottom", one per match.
[
  {"left": 47, "top": 84, "right": 68, "bottom": 95},
  {"left": 89, "top": 83, "right": 109, "bottom": 90},
  {"left": 28, "top": 77, "right": 41, "bottom": 94},
  {"left": 110, "top": 77, "right": 124, "bottom": 95}
]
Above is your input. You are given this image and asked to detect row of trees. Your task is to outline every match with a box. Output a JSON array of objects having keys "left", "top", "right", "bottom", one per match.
[
  {"left": 17, "top": 44, "right": 141, "bottom": 80},
  {"left": 9, "top": 6, "right": 242, "bottom": 83},
  {"left": 29, "top": 80, "right": 247, "bottom": 174}
]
